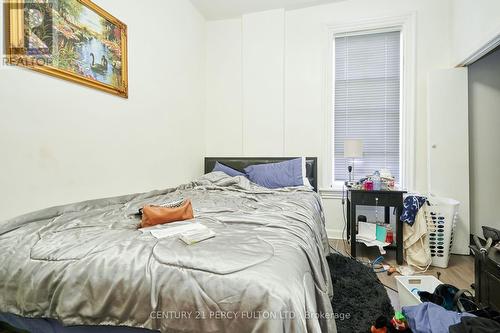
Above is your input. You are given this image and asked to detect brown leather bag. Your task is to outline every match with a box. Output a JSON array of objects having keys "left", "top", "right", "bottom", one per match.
[{"left": 140, "top": 199, "right": 194, "bottom": 228}]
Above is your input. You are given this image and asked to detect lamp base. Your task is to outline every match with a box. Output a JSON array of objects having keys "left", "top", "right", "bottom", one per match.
[{"left": 345, "top": 181, "right": 357, "bottom": 188}]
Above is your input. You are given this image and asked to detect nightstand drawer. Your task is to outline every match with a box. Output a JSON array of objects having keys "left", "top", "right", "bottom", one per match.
[{"left": 348, "top": 191, "right": 403, "bottom": 207}]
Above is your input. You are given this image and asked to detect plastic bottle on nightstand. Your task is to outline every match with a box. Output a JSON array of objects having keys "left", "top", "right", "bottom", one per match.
[{"left": 373, "top": 171, "right": 381, "bottom": 191}]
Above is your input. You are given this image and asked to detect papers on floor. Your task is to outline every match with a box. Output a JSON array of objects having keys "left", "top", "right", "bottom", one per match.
[{"left": 357, "top": 222, "right": 390, "bottom": 255}]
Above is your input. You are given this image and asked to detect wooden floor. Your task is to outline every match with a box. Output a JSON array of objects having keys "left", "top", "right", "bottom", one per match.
[{"left": 328, "top": 238, "right": 475, "bottom": 308}]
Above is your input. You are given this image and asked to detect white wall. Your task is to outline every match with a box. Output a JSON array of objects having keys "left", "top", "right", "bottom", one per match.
[
  {"left": 0, "top": 0, "right": 206, "bottom": 221},
  {"left": 205, "top": 0, "right": 453, "bottom": 237},
  {"left": 206, "top": 19, "right": 242, "bottom": 155},
  {"left": 468, "top": 48, "right": 500, "bottom": 237},
  {"left": 451, "top": 0, "right": 500, "bottom": 65},
  {"left": 242, "top": 9, "right": 285, "bottom": 156}
]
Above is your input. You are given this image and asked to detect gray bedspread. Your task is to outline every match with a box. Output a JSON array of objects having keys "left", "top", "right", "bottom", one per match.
[{"left": 0, "top": 172, "right": 336, "bottom": 332}]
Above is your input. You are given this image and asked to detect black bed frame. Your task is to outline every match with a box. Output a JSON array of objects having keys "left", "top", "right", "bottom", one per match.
[{"left": 204, "top": 157, "right": 318, "bottom": 192}]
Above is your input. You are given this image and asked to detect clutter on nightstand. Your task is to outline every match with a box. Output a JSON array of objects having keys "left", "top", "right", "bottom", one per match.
[
  {"left": 347, "top": 169, "right": 397, "bottom": 191},
  {"left": 358, "top": 169, "right": 396, "bottom": 191}
]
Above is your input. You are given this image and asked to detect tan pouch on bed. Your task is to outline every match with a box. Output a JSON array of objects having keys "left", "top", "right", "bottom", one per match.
[{"left": 140, "top": 200, "right": 194, "bottom": 228}]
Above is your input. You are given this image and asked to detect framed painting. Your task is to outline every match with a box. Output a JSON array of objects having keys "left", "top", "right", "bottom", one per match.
[{"left": 5, "top": 0, "right": 128, "bottom": 98}]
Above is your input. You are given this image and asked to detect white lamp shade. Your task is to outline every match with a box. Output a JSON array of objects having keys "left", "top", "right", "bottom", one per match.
[{"left": 344, "top": 139, "right": 363, "bottom": 158}]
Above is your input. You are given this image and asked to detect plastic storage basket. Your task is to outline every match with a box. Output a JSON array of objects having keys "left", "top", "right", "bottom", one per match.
[
  {"left": 395, "top": 275, "right": 443, "bottom": 308},
  {"left": 424, "top": 197, "right": 460, "bottom": 268}
]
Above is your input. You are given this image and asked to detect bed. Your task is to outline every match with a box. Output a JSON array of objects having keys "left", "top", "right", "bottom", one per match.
[{"left": 0, "top": 157, "right": 335, "bottom": 333}]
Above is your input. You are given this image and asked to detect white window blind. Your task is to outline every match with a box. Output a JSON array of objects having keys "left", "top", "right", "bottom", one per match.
[{"left": 334, "top": 30, "right": 401, "bottom": 183}]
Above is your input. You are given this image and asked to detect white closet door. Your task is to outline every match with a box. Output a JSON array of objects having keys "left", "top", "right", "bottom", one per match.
[{"left": 427, "top": 68, "right": 470, "bottom": 255}]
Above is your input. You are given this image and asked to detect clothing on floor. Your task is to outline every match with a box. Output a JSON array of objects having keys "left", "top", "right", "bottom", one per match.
[
  {"left": 402, "top": 302, "right": 475, "bottom": 333},
  {"left": 469, "top": 308, "right": 500, "bottom": 325},
  {"left": 400, "top": 195, "right": 427, "bottom": 226},
  {"left": 403, "top": 205, "right": 431, "bottom": 270},
  {"left": 449, "top": 316, "right": 500, "bottom": 333}
]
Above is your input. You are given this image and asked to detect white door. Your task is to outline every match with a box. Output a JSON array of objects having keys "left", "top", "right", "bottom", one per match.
[{"left": 427, "top": 68, "right": 470, "bottom": 255}]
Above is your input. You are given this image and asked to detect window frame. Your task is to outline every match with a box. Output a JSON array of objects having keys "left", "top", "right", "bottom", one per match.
[{"left": 322, "top": 13, "right": 416, "bottom": 193}]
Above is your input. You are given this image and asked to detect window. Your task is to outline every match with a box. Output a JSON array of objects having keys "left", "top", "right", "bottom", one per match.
[{"left": 333, "top": 30, "right": 401, "bottom": 184}]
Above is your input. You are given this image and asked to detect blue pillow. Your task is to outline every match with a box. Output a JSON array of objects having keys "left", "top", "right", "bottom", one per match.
[
  {"left": 244, "top": 158, "right": 307, "bottom": 189},
  {"left": 212, "top": 161, "right": 246, "bottom": 177}
]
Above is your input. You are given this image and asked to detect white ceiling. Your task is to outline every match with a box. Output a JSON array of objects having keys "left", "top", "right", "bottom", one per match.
[{"left": 190, "top": 0, "right": 346, "bottom": 20}]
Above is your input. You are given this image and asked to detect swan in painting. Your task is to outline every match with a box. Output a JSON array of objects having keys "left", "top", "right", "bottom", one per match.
[
  {"left": 101, "top": 55, "right": 108, "bottom": 68},
  {"left": 112, "top": 60, "right": 122, "bottom": 72},
  {"left": 90, "top": 53, "right": 108, "bottom": 74}
]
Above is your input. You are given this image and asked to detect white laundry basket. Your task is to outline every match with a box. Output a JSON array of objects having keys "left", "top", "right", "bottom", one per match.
[{"left": 424, "top": 197, "right": 460, "bottom": 268}]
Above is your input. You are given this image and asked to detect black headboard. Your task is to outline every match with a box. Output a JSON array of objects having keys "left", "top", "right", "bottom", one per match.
[{"left": 204, "top": 157, "right": 318, "bottom": 192}]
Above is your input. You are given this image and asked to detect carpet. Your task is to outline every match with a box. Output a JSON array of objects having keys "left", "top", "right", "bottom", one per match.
[{"left": 327, "top": 253, "right": 394, "bottom": 332}]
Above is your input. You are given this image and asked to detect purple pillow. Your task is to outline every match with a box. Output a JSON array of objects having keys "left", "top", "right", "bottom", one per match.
[
  {"left": 212, "top": 161, "right": 246, "bottom": 177},
  {"left": 244, "top": 158, "right": 306, "bottom": 189}
]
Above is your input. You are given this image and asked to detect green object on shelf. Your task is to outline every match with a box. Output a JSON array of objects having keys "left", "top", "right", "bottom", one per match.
[{"left": 376, "top": 224, "right": 387, "bottom": 242}]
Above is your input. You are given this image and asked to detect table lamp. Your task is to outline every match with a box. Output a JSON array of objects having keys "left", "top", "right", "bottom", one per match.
[{"left": 344, "top": 139, "right": 363, "bottom": 187}]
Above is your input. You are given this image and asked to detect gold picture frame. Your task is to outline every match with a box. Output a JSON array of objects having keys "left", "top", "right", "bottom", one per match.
[{"left": 5, "top": 0, "right": 128, "bottom": 98}]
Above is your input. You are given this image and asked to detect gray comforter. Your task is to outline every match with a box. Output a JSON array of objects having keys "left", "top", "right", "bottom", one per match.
[{"left": 0, "top": 172, "right": 336, "bottom": 332}]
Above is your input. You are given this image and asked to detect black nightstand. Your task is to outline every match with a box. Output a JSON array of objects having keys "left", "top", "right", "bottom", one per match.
[{"left": 347, "top": 188, "right": 406, "bottom": 265}]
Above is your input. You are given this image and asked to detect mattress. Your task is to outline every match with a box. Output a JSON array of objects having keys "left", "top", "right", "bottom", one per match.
[{"left": 0, "top": 172, "right": 335, "bottom": 332}]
